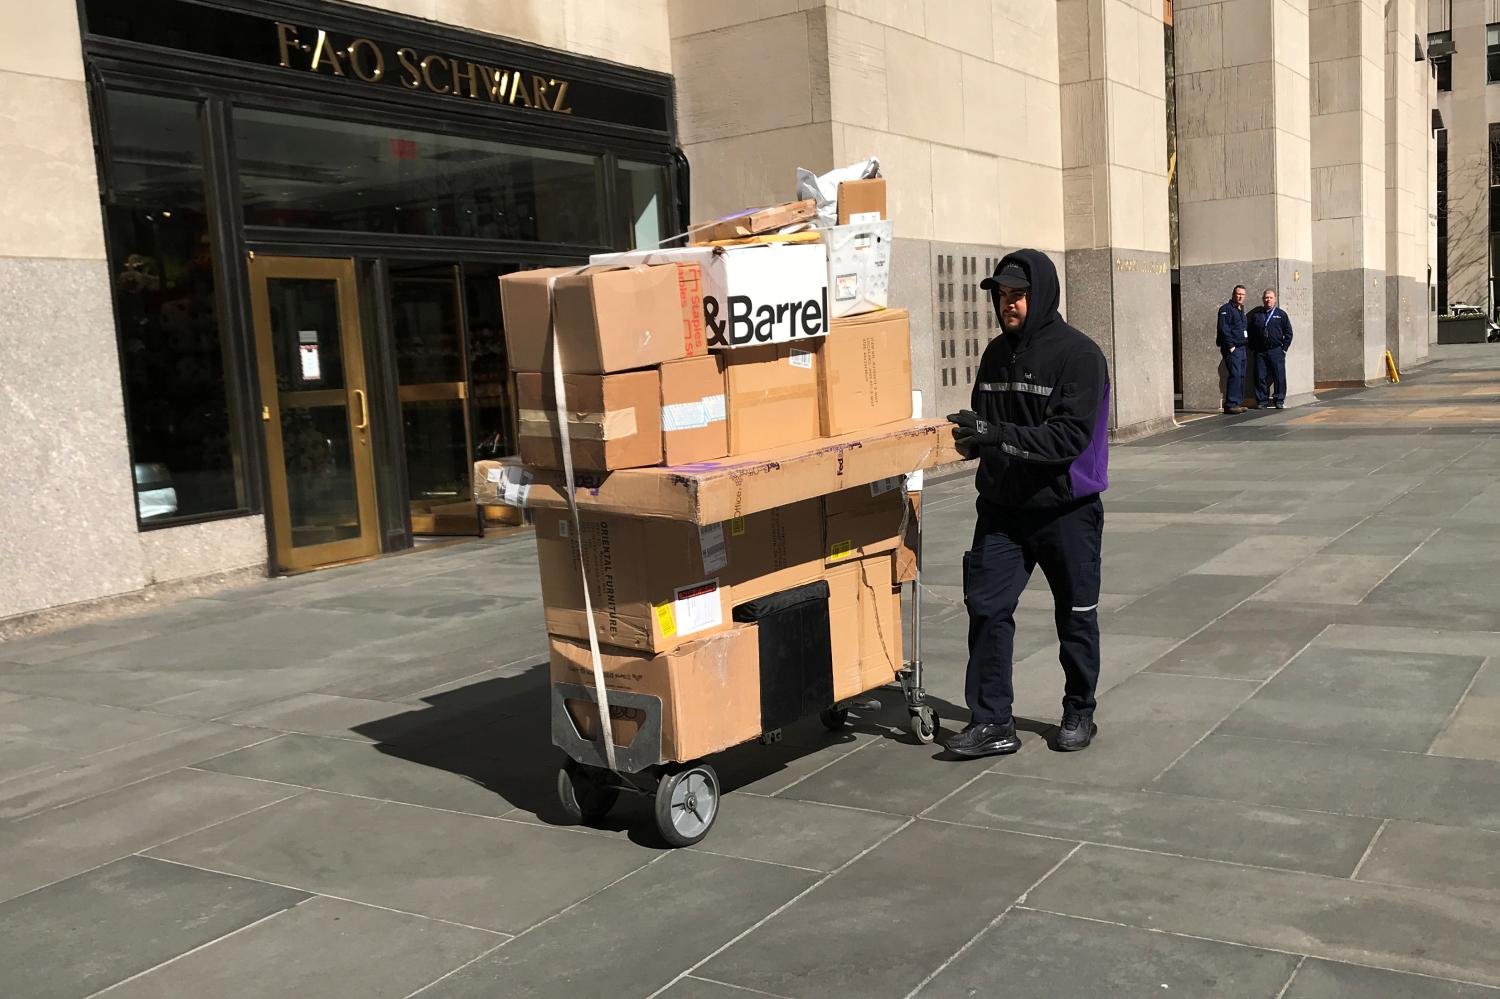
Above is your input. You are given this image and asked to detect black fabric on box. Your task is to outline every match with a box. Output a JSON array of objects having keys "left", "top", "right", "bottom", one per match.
[{"left": 735, "top": 582, "right": 833, "bottom": 732}]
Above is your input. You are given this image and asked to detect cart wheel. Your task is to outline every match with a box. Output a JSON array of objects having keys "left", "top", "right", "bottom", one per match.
[
  {"left": 654, "top": 762, "right": 720, "bottom": 848},
  {"left": 909, "top": 706, "right": 938, "bottom": 745},
  {"left": 557, "top": 760, "right": 619, "bottom": 824},
  {"left": 819, "top": 706, "right": 850, "bottom": 731}
]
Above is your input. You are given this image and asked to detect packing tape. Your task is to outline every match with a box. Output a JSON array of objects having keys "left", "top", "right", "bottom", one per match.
[{"left": 517, "top": 407, "right": 639, "bottom": 441}]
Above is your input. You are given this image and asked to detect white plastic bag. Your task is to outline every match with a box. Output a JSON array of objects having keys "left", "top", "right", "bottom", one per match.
[{"left": 795, "top": 157, "right": 880, "bottom": 227}]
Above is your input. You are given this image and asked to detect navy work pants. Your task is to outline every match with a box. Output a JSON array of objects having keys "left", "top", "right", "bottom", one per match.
[
  {"left": 1221, "top": 346, "right": 1245, "bottom": 409},
  {"left": 963, "top": 496, "right": 1104, "bottom": 725},
  {"left": 1256, "top": 347, "right": 1287, "bottom": 407}
]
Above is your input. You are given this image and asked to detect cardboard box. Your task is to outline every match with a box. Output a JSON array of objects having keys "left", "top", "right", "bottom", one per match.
[
  {"left": 893, "top": 492, "right": 921, "bottom": 585},
  {"left": 591, "top": 243, "right": 830, "bottom": 349},
  {"left": 516, "top": 369, "right": 662, "bottom": 471},
  {"left": 724, "top": 499, "right": 825, "bottom": 606},
  {"left": 500, "top": 263, "right": 702, "bottom": 374},
  {"left": 725, "top": 341, "right": 821, "bottom": 454},
  {"left": 837, "top": 178, "right": 887, "bottom": 224},
  {"left": 822, "top": 220, "right": 892, "bottom": 319},
  {"left": 688, "top": 200, "right": 817, "bottom": 244},
  {"left": 534, "top": 508, "right": 732, "bottom": 654},
  {"left": 659, "top": 354, "right": 728, "bottom": 466},
  {"left": 549, "top": 626, "right": 762, "bottom": 762},
  {"left": 480, "top": 418, "right": 964, "bottom": 523},
  {"left": 824, "top": 479, "right": 908, "bottom": 566},
  {"left": 826, "top": 554, "right": 903, "bottom": 701},
  {"left": 818, "top": 308, "right": 913, "bottom": 436}
]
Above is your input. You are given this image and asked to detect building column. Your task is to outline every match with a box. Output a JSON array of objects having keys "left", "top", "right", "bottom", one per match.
[
  {"left": 1057, "top": 0, "right": 1175, "bottom": 439},
  {"left": 1310, "top": 0, "right": 1386, "bottom": 387},
  {"left": 1175, "top": 0, "right": 1316, "bottom": 411},
  {"left": 1386, "top": 0, "right": 1434, "bottom": 369},
  {"left": 1446, "top": 0, "right": 1490, "bottom": 312}
]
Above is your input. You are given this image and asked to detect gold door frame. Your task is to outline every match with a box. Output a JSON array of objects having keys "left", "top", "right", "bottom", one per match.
[{"left": 248, "top": 255, "right": 381, "bottom": 573}]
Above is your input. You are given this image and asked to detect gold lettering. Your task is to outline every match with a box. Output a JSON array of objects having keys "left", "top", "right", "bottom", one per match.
[
  {"left": 347, "top": 37, "right": 385, "bottom": 82},
  {"left": 420, "top": 54, "right": 452, "bottom": 94},
  {"left": 275, "top": 22, "right": 300, "bottom": 69},
  {"left": 396, "top": 47, "right": 422, "bottom": 89},
  {"left": 310, "top": 29, "right": 347, "bottom": 76},
  {"left": 452, "top": 59, "right": 483, "bottom": 99},
  {"left": 550, "top": 79, "right": 573, "bottom": 114},
  {"left": 532, "top": 75, "right": 551, "bottom": 109},
  {"left": 480, "top": 65, "right": 507, "bottom": 102},
  {"left": 508, "top": 71, "right": 533, "bottom": 108}
]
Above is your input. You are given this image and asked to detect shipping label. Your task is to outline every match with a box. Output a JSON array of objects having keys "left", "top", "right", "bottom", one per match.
[
  {"left": 699, "top": 523, "right": 728, "bottom": 574},
  {"left": 673, "top": 580, "right": 722, "bottom": 637}
]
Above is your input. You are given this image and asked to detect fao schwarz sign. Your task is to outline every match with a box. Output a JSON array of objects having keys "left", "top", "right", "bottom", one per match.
[{"left": 274, "top": 22, "right": 574, "bottom": 114}]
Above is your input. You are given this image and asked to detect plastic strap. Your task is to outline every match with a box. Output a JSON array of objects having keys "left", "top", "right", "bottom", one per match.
[{"left": 547, "top": 270, "right": 617, "bottom": 773}]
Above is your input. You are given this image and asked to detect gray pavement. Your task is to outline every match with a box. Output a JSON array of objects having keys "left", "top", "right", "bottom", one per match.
[{"left": 4, "top": 345, "right": 1500, "bottom": 997}]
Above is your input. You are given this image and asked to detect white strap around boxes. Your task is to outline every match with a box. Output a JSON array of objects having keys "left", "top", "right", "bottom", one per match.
[{"left": 547, "top": 270, "right": 618, "bottom": 773}]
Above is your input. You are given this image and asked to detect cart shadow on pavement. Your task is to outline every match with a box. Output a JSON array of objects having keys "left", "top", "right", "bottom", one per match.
[{"left": 350, "top": 666, "right": 1015, "bottom": 847}]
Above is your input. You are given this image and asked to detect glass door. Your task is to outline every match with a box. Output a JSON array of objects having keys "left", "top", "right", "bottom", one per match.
[{"left": 248, "top": 256, "right": 380, "bottom": 571}]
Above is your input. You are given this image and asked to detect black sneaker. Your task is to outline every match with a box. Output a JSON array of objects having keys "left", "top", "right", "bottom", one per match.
[
  {"left": 1055, "top": 712, "right": 1097, "bottom": 752},
  {"left": 948, "top": 721, "right": 1020, "bottom": 759}
]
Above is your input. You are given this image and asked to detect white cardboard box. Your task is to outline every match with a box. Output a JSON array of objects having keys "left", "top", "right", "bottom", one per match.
[
  {"left": 591, "top": 243, "right": 830, "bottom": 348},
  {"left": 822, "top": 220, "right": 892, "bottom": 319}
]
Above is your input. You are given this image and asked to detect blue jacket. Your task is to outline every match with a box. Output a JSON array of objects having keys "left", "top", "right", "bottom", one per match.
[
  {"left": 1248, "top": 305, "right": 1294, "bottom": 351},
  {"left": 1216, "top": 301, "right": 1248, "bottom": 350}
]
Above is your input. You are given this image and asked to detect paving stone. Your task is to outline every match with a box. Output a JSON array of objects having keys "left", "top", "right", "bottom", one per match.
[
  {"left": 919, "top": 906, "right": 1299, "bottom": 998},
  {"left": 1355, "top": 821, "right": 1500, "bottom": 902},
  {"left": 420, "top": 851, "right": 816, "bottom": 999},
  {"left": 778, "top": 738, "right": 988, "bottom": 816},
  {"left": 1253, "top": 554, "right": 1403, "bottom": 605},
  {"left": 1144, "top": 606, "right": 1328, "bottom": 680},
  {"left": 0, "top": 856, "right": 306, "bottom": 999},
  {"left": 657, "top": 978, "right": 776, "bottom": 999},
  {"left": 1189, "top": 534, "right": 1334, "bottom": 576},
  {"left": 1027, "top": 845, "right": 1500, "bottom": 988},
  {"left": 215, "top": 692, "right": 502, "bottom": 743},
  {"left": 699, "top": 821, "right": 1076, "bottom": 999},
  {"left": 148, "top": 790, "right": 654, "bottom": 933},
  {"left": 1101, "top": 574, "right": 1273, "bottom": 638},
  {"left": 0, "top": 693, "right": 192, "bottom": 756},
  {"left": 688, "top": 792, "right": 908, "bottom": 872},
  {"left": 1286, "top": 958, "right": 1500, "bottom": 997},
  {"left": 929, "top": 773, "right": 1380, "bottom": 876},
  {"left": 1009, "top": 634, "right": 1180, "bottom": 719},
  {"left": 1430, "top": 658, "right": 1500, "bottom": 762}
]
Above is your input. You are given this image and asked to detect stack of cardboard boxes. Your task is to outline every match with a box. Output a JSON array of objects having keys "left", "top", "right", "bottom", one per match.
[{"left": 478, "top": 178, "right": 947, "bottom": 765}]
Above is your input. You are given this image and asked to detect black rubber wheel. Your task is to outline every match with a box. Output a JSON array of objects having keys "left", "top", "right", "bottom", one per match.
[
  {"left": 909, "top": 707, "right": 938, "bottom": 745},
  {"left": 654, "top": 762, "right": 720, "bottom": 848},
  {"left": 820, "top": 706, "right": 850, "bottom": 731},
  {"left": 557, "top": 760, "right": 619, "bottom": 823}
]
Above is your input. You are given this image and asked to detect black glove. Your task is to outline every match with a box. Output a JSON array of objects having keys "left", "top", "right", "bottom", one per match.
[{"left": 947, "top": 410, "right": 1002, "bottom": 450}]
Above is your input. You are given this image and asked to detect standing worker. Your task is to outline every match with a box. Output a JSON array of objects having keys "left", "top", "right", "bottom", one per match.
[
  {"left": 1217, "top": 285, "right": 1249, "bottom": 414},
  {"left": 946, "top": 249, "right": 1110, "bottom": 758},
  {"left": 1249, "top": 287, "right": 1293, "bottom": 409}
]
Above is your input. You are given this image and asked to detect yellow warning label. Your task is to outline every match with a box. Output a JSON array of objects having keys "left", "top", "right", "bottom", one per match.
[
  {"left": 730, "top": 516, "right": 746, "bottom": 536},
  {"left": 654, "top": 601, "right": 677, "bottom": 638},
  {"left": 829, "top": 540, "right": 854, "bottom": 561}
]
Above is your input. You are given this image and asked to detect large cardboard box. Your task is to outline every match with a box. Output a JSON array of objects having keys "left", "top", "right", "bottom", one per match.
[
  {"left": 893, "top": 492, "right": 922, "bottom": 585},
  {"left": 725, "top": 341, "right": 820, "bottom": 454},
  {"left": 826, "top": 554, "right": 903, "bottom": 701},
  {"left": 818, "top": 308, "right": 913, "bottom": 436},
  {"left": 549, "top": 626, "right": 762, "bottom": 762},
  {"left": 660, "top": 354, "right": 728, "bottom": 466},
  {"left": 688, "top": 200, "right": 816, "bottom": 244},
  {"left": 591, "top": 243, "right": 830, "bottom": 349},
  {"left": 724, "top": 499, "right": 825, "bottom": 606},
  {"left": 822, "top": 220, "right": 892, "bottom": 319},
  {"left": 516, "top": 369, "right": 662, "bottom": 471},
  {"left": 475, "top": 418, "right": 965, "bottom": 523},
  {"left": 501, "top": 263, "right": 702, "bottom": 374},
  {"left": 824, "top": 480, "right": 908, "bottom": 566},
  {"left": 837, "top": 178, "right": 886, "bottom": 224}
]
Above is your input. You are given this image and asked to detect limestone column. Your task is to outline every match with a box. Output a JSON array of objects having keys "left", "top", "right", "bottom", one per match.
[
  {"left": 1386, "top": 0, "right": 1434, "bottom": 369},
  {"left": 1175, "top": 0, "right": 1317, "bottom": 410},
  {"left": 1446, "top": 0, "right": 1490, "bottom": 312},
  {"left": 1310, "top": 0, "right": 1386, "bottom": 387},
  {"left": 1057, "top": 0, "right": 1175, "bottom": 439}
]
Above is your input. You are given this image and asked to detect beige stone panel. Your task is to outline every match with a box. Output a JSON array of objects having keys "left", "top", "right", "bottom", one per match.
[
  {"left": 1062, "top": 165, "right": 1110, "bottom": 248},
  {"left": 1022, "top": 75, "right": 1064, "bottom": 169},
  {"left": 1137, "top": 2, "right": 1167, "bottom": 91},
  {"left": 827, "top": 9, "right": 888, "bottom": 131},
  {"left": 1275, "top": 192, "right": 1314, "bottom": 260},
  {"left": 565, "top": 0, "right": 672, "bottom": 73},
  {"left": 1312, "top": 163, "right": 1361, "bottom": 219},
  {"left": 885, "top": 29, "right": 964, "bottom": 145},
  {"left": 1274, "top": 0, "right": 1311, "bottom": 71},
  {"left": 140, "top": 517, "right": 268, "bottom": 585},
  {"left": 1107, "top": 164, "right": 1147, "bottom": 249},
  {"left": 993, "top": 0, "right": 1060, "bottom": 83},
  {"left": 1358, "top": 50, "right": 1384, "bottom": 114},
  {"left": 686, "top": 123, "right": 835, "bottom": 223},
  {"left": 674, "top": 14, "right": 812, "bottom": 144},
  {"left": 1222, "top": 0, "right": 1275, "bottom": 66},
  {"left": 1057, "top": 0, "right": 1094, "bottom": 84},
  {"left": 925, "top": 0, "right": 992, "bottom": 58},
  {"left": 1178, "top": 134, "right": 1227, "bottom": 203},
  {"left": 1180, "top": 194, "right": 1277, "bottom": 264},
  {"left": 1310, "top": 3, "right": 1359, "bottom": 62},
  {"left": 830, "top": 0, "right": 925, "bottom": 36},
  {"left": 1358, "top": 0, "right": 1386, "bottom": 63},
  {"left": 931, "top": 144, "right": 1001, "bottom": 244},
  {"left": 1224, "top": 129, "right": 1276, "bottom": 197},
  {"left": 1360, "top": 110, "right": 1385, "bottom": 169},
  {"left": 351, "top": 0, "right": 436, "bottom": 20},
  {"left": 837, "top": 124, "right": 934, "bottom": 239},
  {"left": 1275, "top": 132, "right": 1313, "bottom": 202},
  {"left": 1227, "top": 62, "right": 1277, "bottom": 131},
  {"left": 1107, "top": 83, "right": 1166, "bottom": 174},
  {"left": 1060, "top": 79, "right": 1107, "bottom": 167},
  {"left": 0, "top": 1, "right": 83, "bottom": 81},
  {"left": 1311, "top": 58, "right": 1360, "bottom": 115},
  {"left": 962, "top": 55, "right": 1024, "bottom": 156},
  {"left": 1310, "top": 109, "right": 1361, "bottom": 168},
  {"left": 1141, "top": 172, "right": 1171, "bottom": 252},
  {"left": 1314, "top": 215, "right": 1361, "bottom": 270},
  {"left": 0, "top": 73, "right": 105, "bottom": 261},
  {"left": 1174, "top": 4, "right": 1223, "bottom": 75},
  {"left": 1174, "top": 68, "right": 1224, "bottom": 140},
  {"left": 1272, "top": 62, "right": 1311, "bottom": 139},
  {"left": 435, "top": 0, "right": 564, "bottom": 47},
  {"left": 1103, "top": 0, "right": 1142, "bottom": 90},
  {"left": 1362, "top": 195, "right": 1387, "bottom": 269},
  {"left": 668, "top": 0, "right": 799, "bottom": 37},
  {"left": 997, "top": 157, "right": 1065, "bottom": 250}
]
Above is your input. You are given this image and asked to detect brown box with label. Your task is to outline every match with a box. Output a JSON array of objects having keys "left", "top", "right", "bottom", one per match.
[
  {"left": 516, "top": 369, "right": 662, "bottom": 471},
  {"left": 724, "top": 341, "right": 821, "bottom": 454},
  {"left": 826, "top": 554, "right": 903, "bottom": 701},
  {"left": 837, "top": 178, "right": 887, "bottom": 224},
  {"left": 659, "top": 354, "right": 728, "bottom": 466},
  {"left": 824, "top": 482, "right": 908, "bottom": 566},
  {"left": 818, "top": 309, "right": 912, "bottom": 437},
  {"left": 549, "top": 625, "right": 763, "bottom": 763},
  {"left": 500, "top": 263, "right": 704, "bottom": 374},
  {"left": 723, "top": 499, "right": 825, "bottom": 606}
]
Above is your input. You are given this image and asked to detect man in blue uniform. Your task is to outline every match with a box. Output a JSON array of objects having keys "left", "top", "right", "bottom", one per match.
[
  {"left": 1248, "top": 287, "right": 1294, "bottom": 409},
  {"left": 1217, "top": 285, "right": 1248, "bottom": 414},
  {"left": 945, "top": 249, "right": 1110, "bottom": 758}
]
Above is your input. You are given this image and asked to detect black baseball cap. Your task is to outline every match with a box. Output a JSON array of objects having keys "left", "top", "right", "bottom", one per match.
[{"left": 980, "top": 261, "right": 1030, "bottom": 291}]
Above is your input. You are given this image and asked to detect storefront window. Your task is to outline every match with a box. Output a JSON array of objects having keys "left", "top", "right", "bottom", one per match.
[
  {"left": 618, "top": 160, "right": 670, "bottom": 249},
  {"left": 233, "top": 108, "right": 606, "bottom": 245},
  {"left": 101, "top": 90, "right": 247, "bottom": 524}
]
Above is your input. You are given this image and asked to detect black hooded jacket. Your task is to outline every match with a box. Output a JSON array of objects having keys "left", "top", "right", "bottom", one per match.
[{"left": 968, "top": 249, "right": 1111, "bottom": 511}]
